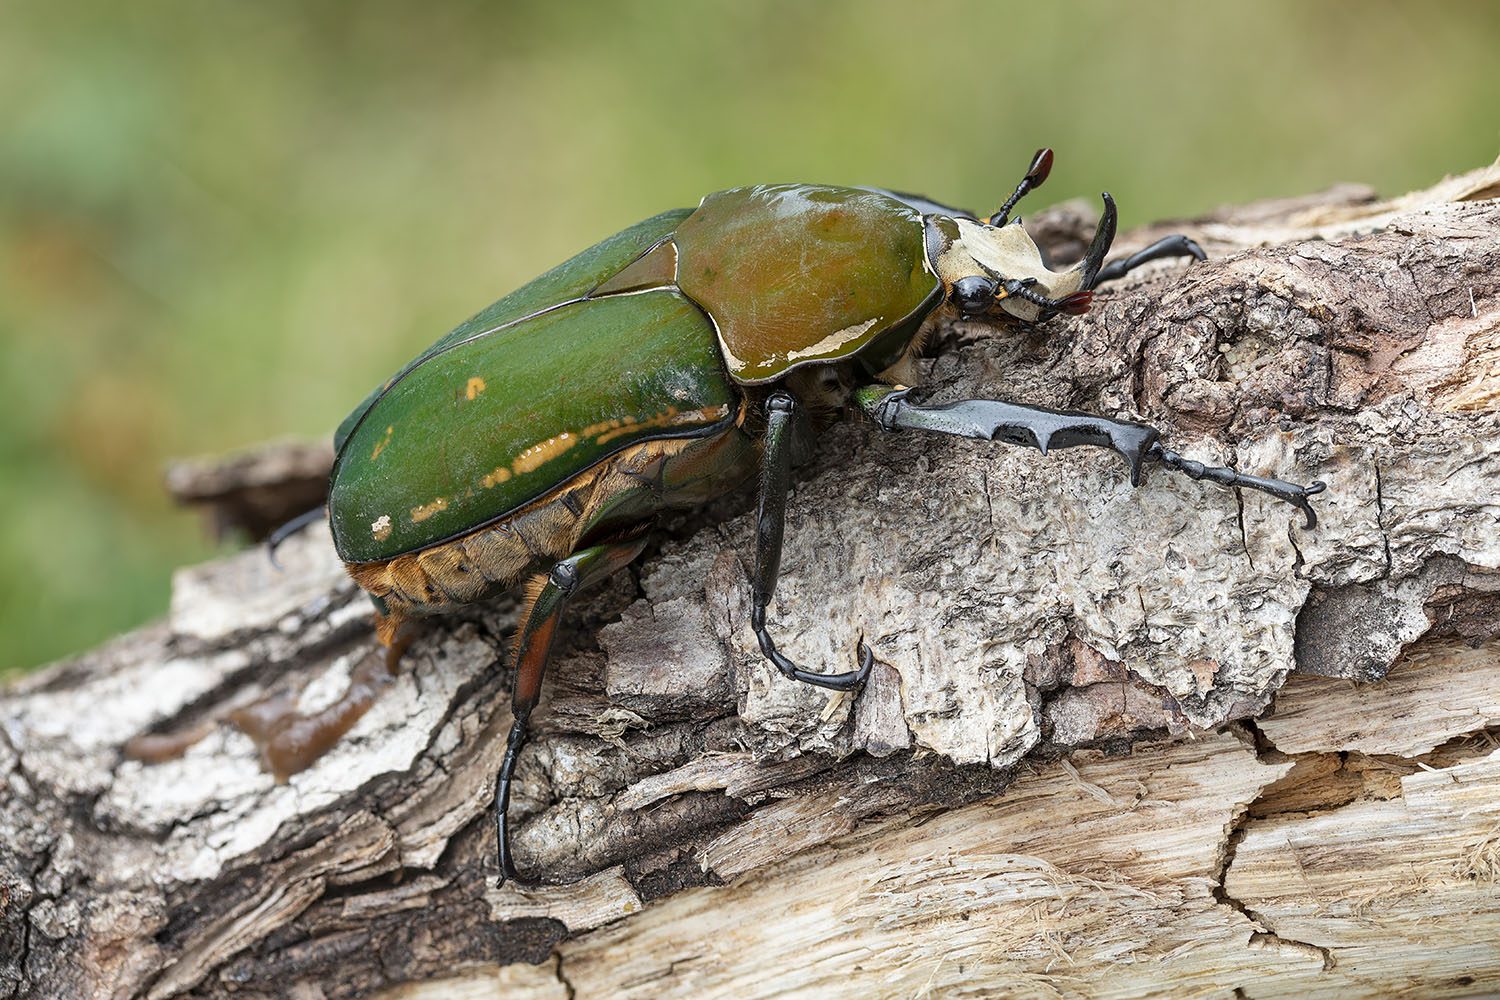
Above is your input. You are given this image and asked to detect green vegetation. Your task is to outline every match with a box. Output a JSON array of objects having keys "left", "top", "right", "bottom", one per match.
[{"left": 3, "top": 0, "right": 1498, "bottom": 675}]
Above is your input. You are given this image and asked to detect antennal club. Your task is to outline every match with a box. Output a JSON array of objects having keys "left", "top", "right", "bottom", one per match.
[
  {"left": 989, "top": 148, "right": 1053, "bottom": 228},
  {"left": 996, "top": 277, "right": 1093, "bottom": 317}
]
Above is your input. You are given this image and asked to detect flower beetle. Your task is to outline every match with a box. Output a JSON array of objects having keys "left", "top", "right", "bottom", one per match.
[{"left": 313, "top": 149, "right": 1324, "bottom": 885}]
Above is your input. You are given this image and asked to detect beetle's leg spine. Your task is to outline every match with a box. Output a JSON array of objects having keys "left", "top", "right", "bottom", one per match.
[
  {"left": 860, "top": 387, "right": 1325, "bottom": 528},
  {"left": 864, "top": 389, "right": 1157, "bottom": 484},
  {"left": 750, "top": 392, "right": 873, "bottom": 693}
]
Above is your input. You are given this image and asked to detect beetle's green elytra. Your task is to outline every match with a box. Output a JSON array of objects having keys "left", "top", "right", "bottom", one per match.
[
  {"left": 302, "top": 149, "right": 1325, "bottom": 886},
  {"left": 329, "top": 290, "right": 737, "bottom": 563},
  {"left": 332, "top": 208, "right": 694, "bottom": 455}
]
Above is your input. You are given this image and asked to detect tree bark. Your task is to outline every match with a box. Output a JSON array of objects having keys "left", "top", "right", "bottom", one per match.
[{"left": 4, "top": 162, "right": 1499, "bottom": 1000}]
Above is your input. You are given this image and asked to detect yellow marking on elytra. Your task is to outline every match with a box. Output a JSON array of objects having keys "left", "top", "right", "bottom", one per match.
[
  {"left": 595, "top": 407, "right": 676, "bottom": 444},
  {"left": 512, "top": 433, "right": 578, "bottom": 475},
  {"left": 594, "top": 404, "right": 730, "bottom": 444},
  {"left": 581, "top": 417, "right": 624, "bottom": 438},
  {"left": 694, "top": 403, "right": 732, "bottom": 424},
  {"left": 488, "top": 405, "right": 732, "bottom": 488},
  {"left": 465, "top": 376, "right": 486, "bottom": 400},
  {"left": 410, "top": 497, "right": 448, "bottom": 523},
  {"left": 371, "top": 514, "right": 392, "bottom": 542},
  {"left": 371, "top": 425, "right": 394, "bottom": 460}
]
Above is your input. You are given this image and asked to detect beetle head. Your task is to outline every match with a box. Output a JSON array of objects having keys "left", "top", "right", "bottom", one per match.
[{"left": 925, "top": 192, "right": 1117, "bottom": 323}]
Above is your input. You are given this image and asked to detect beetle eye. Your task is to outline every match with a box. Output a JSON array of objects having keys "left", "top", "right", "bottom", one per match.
[{"left": 952, "top": 276, "right": 998, "bottom": 318}]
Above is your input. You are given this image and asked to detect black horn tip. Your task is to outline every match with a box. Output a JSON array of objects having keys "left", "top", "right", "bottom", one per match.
[{"left": 1078, "top": 193, "right": 1119, "bottom": 291}]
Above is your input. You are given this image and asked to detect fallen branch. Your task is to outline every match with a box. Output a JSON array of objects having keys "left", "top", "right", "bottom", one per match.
[{"left": 4, "top": 161, "right": 1499, "bottom": 1000}]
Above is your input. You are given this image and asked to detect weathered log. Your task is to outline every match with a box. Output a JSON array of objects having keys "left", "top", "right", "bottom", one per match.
[
  {"left": 164, "top": 439, "right": 335, "bottom": 544},
  {"left": 3, "top": 162, "right": 1499, "bottom": 1000}
]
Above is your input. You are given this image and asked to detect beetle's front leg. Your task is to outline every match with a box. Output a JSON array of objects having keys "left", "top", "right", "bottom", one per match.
[
  {"left": 1146, "top": 442, "right": 1326, "bottom": 526},
  {"left": 753, "top": 392, "right": 873, "bottom": 692},
  {"left": 857, "top": 386, "right": 1324, "bottom": 527},
  {"left": 496, "top": 532, "right": 650, "bottom": 887}
]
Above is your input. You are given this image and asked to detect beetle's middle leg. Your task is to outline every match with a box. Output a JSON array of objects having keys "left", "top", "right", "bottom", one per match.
[
  {"left": 857, "top": 386, "right": 1324, "bottom": 527},
  {"left": 753, "top": 392, "right": 874, "bottom": 692},
  {"left": 495, "top": 532, "right": 650, "bottom": 887}
]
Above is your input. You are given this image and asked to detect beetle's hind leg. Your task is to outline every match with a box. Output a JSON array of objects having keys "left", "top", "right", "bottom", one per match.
[
  {"left": 752, "top": 392, "right": 874, "bottom": 692},
  {"left": 266, "top": 505, "right": 328, "bottom": 569},
  {"left": 495, "top": 532, "right": 651, "bottom": 887},
  {"left": 1092, "top": 235, "right": 1206, "bottom": 287},
  {"left": 858, "top": 386, "right": 1324, "bottom": 526}
]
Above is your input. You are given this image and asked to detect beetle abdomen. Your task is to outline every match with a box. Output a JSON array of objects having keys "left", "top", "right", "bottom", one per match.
[
  {"left": 674, "top": 185, "right": 942, "bottom": 384},
  {"left": 347, "top": 502, "right": 568, "bottom": 620}
]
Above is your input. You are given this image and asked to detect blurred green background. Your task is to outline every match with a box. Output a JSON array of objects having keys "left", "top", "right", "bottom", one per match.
[{"left": 3, "top": 0, "right": 1498, "bottom": 676}]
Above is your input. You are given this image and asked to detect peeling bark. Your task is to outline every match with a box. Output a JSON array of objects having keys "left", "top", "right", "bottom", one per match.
[{"left": 4, "top": 162, "right": 1500, "bottom": 999}]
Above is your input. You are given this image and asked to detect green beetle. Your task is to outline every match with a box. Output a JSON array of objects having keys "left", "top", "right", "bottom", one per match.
[{"left": 314, "top": 149, "right": 1323, "bottom": 884}]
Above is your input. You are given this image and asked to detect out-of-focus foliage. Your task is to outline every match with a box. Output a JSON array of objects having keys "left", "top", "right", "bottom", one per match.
[{"left": 2, "top": 0, "right": 1497, "bottom": 675}]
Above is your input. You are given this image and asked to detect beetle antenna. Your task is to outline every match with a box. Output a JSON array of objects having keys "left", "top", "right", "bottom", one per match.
[
  {"left": 988, "top": 148, "right": 1053, "bottom": 228},
  {"left": 996, "top": 277, "right": 1093, "bottom": 317},
  {"left": 267, "top": 506, "right": 328, "bottom": 570}
]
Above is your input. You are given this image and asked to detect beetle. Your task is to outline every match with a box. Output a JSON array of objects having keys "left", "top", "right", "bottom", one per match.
[{"left": 304, "top": 148, "right": 1324, "bottom": 885}]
